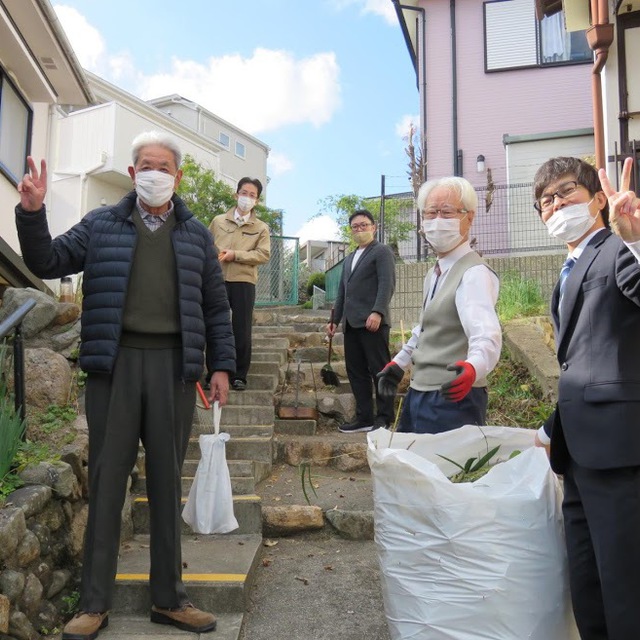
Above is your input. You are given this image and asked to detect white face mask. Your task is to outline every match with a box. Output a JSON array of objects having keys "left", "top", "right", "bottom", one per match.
[
  {"left": 545, "top": 199, "right": 596, "bottom": 243},
  {"left": 421, "top": 216, "right": 465, "bottom": 254},
  {"left": 135, "top": 170, "right": 175, "bottom": 207},
  {"left": 237, "top": 195, "right": 256, "bottom": 213}
]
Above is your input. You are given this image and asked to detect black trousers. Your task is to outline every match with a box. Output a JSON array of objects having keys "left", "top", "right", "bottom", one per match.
[
  {"left": 343, "top": 323, "right": 394, "bottom": 426},
  {"left": 226, "top": 281, "right": 256, "bottom": 383},
  {"left": 80, "top": 347, "right": 195, "bottom": 612},
  {"left": 563, "top": 459, "right": 640, "bottom": 639}
]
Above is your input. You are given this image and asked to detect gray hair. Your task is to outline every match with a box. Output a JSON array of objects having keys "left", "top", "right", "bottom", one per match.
[
  {"left": 416, "top": 176, "right": 478, "bottom": 213},
  {"left": 131, "top": 131, "right": 182, "bottom": 169}
]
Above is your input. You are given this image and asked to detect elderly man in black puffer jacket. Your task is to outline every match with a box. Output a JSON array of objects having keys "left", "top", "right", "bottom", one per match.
[{"left": 15, "top": 131, "right": 234, "bottom": 640}]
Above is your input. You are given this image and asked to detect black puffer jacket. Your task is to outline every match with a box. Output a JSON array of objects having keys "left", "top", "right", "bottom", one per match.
[{"left": 15, "top": 191, "right": 235, "bottom": 380}]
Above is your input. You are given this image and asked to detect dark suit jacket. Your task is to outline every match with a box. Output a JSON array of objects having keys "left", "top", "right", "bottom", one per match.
[
  {"left": 333, "top": 240, "right": 396, "bottom": 330},
  {"left": 544, "top": 229, "right": 640, "bottom": 473}
]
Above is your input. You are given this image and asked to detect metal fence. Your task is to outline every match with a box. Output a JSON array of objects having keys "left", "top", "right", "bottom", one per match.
[
  {"left": 256, "top": 236, "right": 299, "bottom": 306},
  {"left": 325, "top": 182, "right": 567, "bottom": 324}
]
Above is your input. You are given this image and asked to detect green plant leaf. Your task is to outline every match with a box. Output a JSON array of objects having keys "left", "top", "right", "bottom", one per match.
[
  {"left": 470, "top": 446, "right": 501, "bottom": 472},
  {"left": 436, "top": 454, "right": 466, "bottom": 472}
]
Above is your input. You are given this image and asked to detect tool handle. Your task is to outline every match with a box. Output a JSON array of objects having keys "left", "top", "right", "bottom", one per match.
[{"left": 196, "top": 381, "right": 211, "bottom": 409}]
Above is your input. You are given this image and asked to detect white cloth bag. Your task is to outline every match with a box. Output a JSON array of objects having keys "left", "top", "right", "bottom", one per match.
[
  {"left": 182, "top": 401, "right": 239, "bottom": 534},
  {"left": 367, "top": 425, "right": 578, "bottom": 640}
]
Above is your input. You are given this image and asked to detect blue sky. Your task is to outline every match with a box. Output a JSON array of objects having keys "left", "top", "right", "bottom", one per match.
[{"left": 53, "top": 1, "right": 419, "bottom": 240}]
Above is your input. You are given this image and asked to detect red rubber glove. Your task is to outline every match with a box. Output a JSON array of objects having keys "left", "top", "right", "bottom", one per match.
[
  {"left": 376, "top": 362, "right": 404, "bottom": 398},
  {"left": 440, "top": 361, "right": 476, "bottom": 402}
]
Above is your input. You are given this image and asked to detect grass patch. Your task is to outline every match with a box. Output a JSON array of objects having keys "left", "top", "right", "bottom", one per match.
[
  {"left": 487, "top": 348, "right": 553, "bottom": 429},
  {"left": 497, "top": 271, "right": 547, "bottom": 322}
]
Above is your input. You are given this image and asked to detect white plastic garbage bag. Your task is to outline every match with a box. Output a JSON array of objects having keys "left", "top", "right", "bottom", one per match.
[
  {"left": 182, "top": 401, "right": 239, "bottom": 534},
  {"left": 367, "top": 425, "right": 578, "bottom": 640}
]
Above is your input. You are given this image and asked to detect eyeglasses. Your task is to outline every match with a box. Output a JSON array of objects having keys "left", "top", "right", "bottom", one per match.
[
  {"left": 350, "top": 222, "right": 373, "bottom": 231},
  {"left": 422, "top": 207, "right": 468, "bottom": 220},
  {"left": 534, "top": 181, "right": 582, "bottom": 213}
]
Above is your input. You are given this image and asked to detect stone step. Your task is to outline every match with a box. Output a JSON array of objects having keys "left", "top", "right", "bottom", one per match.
[
  {"left": 245, "top": 372, "right": 278, "bottom": 392},
  {"left": 251, "top": 350, "right": 287, "bottom": 365},
  {"left": 225, "top": 389, "right": 275, "bottom": 406},
  {"left": 252, "top": 324, "right": 295, "bottom": 333},
  {"left": 132, "top": 495, "right": 262, "bottom": 535},
  {"left": 225, "top": 436, "right": 273, "bottom": 463},
  {"left": 253, "top": 337, "right": 289, "bottom": 351},
  {"left": 194, "top": 404, "right": 274, "bottom": 428},
  {"left": 246, "top": 361, "right": 280, "bottom": 377},
  {"left": 113, "top": 534, "right": 262, "bottom": 614},
  {"left": 103, "top": 613, "right": 244, "bottom": 640},
  {"left": 274, "top": 418, "right": 317, "bottom": 436},
  {"left": 135, "top": 474, "right": 256, "bottom": 496},
  {"left": 192, "top": 423, "right": 274, "bottom": 438}
]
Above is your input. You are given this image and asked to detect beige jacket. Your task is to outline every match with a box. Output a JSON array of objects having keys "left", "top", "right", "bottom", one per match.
[{"left": 209, "top": 208, "right": 271, "bottom": 284}]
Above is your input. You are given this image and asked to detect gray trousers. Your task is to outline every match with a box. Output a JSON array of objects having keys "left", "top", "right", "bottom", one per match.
[{"left": 80, "top": 346, "right": 196, "bottom": 612}]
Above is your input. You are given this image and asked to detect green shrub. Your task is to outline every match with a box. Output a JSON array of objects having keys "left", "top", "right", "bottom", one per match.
[{"left": 306, "top": 272, "right": 326, "bottom": 298}]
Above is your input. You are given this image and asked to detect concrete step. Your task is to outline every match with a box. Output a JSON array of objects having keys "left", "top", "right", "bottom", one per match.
[
  {"left": 132, "top": 495, "right": 262, "bottom": 535},
  {"left": 252, "top": 324, "right": 295, "bottom": 333},
  {"left": 246, "top": 361, "right": 280, "bottom": 377},
  {"left": 246, "top": 373, "right": 278, "bottom": 392},
  {"left": 274, "top": 418, "right": 317, "bottom": 436},
  {"left": 225, "top": 436, "right": 273, "bottom": 463},
  {"left": 225, "top": 389, "right": 274, "bottom": 406},
  {"left": 113, "top": 534, "right": 262, "bottom": 615},
  {"left": 135, "top": 474, "right": 255, "bottom": 496},
  {"left": 101, "top": 613, "right": 244, "bottom": 640}
]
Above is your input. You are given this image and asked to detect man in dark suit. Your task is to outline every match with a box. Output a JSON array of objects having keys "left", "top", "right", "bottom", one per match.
[
  {"left": 534, "top": 156, "right": 640, "bottom": 639},
  {"left": 327, "top": 209, "right": 396, "bottom": 432}
]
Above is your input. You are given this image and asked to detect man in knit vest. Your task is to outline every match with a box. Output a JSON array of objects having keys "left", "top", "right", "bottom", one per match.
[
  {"left": 376, "top": 176, "right": 501, "bottom": 433},
  {"left": 15, "top": 131, "right": 234, "bottom": 639},
  {"left": 209, "top": 178, "right": 271, "bottom": 391}
]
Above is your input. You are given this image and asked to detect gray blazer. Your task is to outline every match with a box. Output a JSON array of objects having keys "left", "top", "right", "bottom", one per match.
[
  {"left": 543, "top": 229, "right": 640, "bottom": 472},
  {"left": 333, "top": 240, "right": 396, "bottom": 330}
]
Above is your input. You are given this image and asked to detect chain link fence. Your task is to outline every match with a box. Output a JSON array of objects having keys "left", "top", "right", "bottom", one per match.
[{"left": 256, "top": 236, "right": 299, "bottom": 307}]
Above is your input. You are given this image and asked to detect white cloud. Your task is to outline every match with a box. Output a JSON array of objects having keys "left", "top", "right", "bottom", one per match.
[
  {"left": 330, "top": 0, "right": 398, "bottom": 25},
  {"left": 295, "top": 215, "right": 342, "bottom": 244},
  {"left": 268, "top": 152, "right": 294, "bottom": 177},
  {"left": 54, "top": 5, "right": 106, "bottom": 69},
  {"left": 137, "top": 49, "right": 341, "bottom": 135},
  {"left": 395, "top": 114, "right": 420, "bottom": 140}
]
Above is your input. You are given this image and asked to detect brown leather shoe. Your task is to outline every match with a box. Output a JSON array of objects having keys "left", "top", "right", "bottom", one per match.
[
  {"left": 62, "top": 611, "right": 109, "bottom": 640},
  {"left": 150, "top": 602, "right": 217, "bottom": 633}
]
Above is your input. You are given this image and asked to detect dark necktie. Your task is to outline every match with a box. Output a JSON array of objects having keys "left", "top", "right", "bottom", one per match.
[
  {"left": 558, "top": 257, "right": 575, "bottom": 314},
  {"left": 429, "top": 261, "right": 442, "bottom": 301}
]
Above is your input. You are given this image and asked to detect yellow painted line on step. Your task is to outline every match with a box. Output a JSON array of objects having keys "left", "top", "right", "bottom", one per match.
[
  {"left": 133, "top": 495, "right": 260, "bottom": 504},
  {"left": 116, "top": 573, "right": 246, "bottom": 582}
]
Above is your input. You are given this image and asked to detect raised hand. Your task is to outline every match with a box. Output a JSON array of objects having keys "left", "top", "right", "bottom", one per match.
[
  {"left": 17, "top": 157, "right": 48, "bottom": 212},
  {"left": 598, "top": 157, "right": 640, "bottom": 243}
]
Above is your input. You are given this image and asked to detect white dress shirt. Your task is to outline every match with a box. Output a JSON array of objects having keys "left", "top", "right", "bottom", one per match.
[{"left": 392, "top": 243, "right": 501, "bottom": 382}]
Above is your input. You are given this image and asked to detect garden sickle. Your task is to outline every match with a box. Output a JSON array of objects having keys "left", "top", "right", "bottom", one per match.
[{"left": 321, "top": 308, "right": 340, "bottom": 387}]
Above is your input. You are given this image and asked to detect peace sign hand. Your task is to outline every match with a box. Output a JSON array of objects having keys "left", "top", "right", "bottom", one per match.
[
  {"left": 17, "top": 157, "right": 48, "bottom": 212},
  {"left": 598, "top": 157, "right": 640, "bottom": 244}
]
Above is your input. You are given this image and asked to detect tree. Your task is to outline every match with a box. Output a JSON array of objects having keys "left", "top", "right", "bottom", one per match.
[
  {"left": 319, "top": 193, "right": 414, "bottom": 254},
  {"left": 177, "top": 155, "right": 283, "bottom": 234}
]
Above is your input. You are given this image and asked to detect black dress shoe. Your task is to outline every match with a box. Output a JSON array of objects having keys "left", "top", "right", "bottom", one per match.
[
  {"left": 231, "top": 379, "right": 247, "bottom": 391},
  {"left": 339, "top": 422, "right": 373, "bottom": 433}
]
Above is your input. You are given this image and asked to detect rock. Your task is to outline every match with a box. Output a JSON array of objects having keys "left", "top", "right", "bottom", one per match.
[
  {"left": 32, "top": 563, "right": 52, "bottom": 596},
  {"left": 8, "top": 610, "right": 37, "bottom": 640},
  {"left": 19, "top": 573, "right": 43, "bottom": 618},
  {"left": 0, "top": 288, "right": 57, "bottom": 339},
  {"left": 278, "top": 440, "right": 333, "bottom": 467},
  {"left": 35, "top": 503, "right": 63, "bottom": 533},
  {"left": 0, "top": 570, "right": 25, "bottom": 604},
  {"left": 262, "top": 505, "right": 324, "bottom": 536},
  {"left": 318, "top": 393, "right": 355, "bottom": 423},
  {"left": 0, "top": 509, "right": 27, "bottom": 561},
  {"left": 333, "top": 443, "right": 368, "bottom": 472},
  {"left": 22, "top": 348, "right": 73, "bottom": 410},
  {"left": 0, "top": 594, "right": 8, "bottom": 634},
  {"left": 46, "top": 570, "right": 70, "bottom": 599},
  {"left": 69, "top": 505, "right": 88, "bottom": 558},
  {"left": 7, "top": 486, "right": 52, "bottom": 519},
  {"left": 15, "top": 530, "right": 40, "bottom": 567},
  {"left": 19, "top": 461, "right": 78, "bottom": 499},
  {"left": 325, "top": 508, "right": 374, "bottom": 540},
  {"left": 31, "top": 600, "right": 57, "bottom": 636}
]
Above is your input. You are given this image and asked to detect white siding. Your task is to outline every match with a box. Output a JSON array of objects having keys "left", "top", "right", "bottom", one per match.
[{"left": 485, "top": 0, "right": 537, "bottom": 70}]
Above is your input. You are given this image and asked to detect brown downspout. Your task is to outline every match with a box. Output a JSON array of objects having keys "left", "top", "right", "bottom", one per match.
[{"left": 586, "top": 0, "right": 614, "bottom": 169}]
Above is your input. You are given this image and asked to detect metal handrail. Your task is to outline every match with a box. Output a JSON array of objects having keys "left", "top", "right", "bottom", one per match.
[{"left": 0, "top": 298, "right": 37, "bottom": 424}]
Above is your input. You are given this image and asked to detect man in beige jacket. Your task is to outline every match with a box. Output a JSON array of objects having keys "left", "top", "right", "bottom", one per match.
[{"left": 209, "top": 178, "right": 270, "bottom": 390}]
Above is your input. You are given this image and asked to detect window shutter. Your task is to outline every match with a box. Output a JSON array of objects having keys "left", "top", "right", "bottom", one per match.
[{"left": 485, "top": 0, "right": 538, "bottom": 70}]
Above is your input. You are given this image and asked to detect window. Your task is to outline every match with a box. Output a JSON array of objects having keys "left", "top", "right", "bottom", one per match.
[
  {"left": 235, "top": 141, "right": 246, "bottom": 159},
  {"left": 484, "top": 0, "right": 590, "bottom": 72},
  {"left": 0, "top": 70, "right": 32, "bottom": 184},
  {"left": 219, "top": 131, "right": 230, "bottom": 149}
]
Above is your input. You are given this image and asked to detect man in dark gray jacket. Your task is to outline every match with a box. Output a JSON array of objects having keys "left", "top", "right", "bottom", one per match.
[
  {"left": 327, "top": 209, "right": 396, "bottom": 432},
  {"left": 15, "top": 131, "right": 234, "bottom": 640}
]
